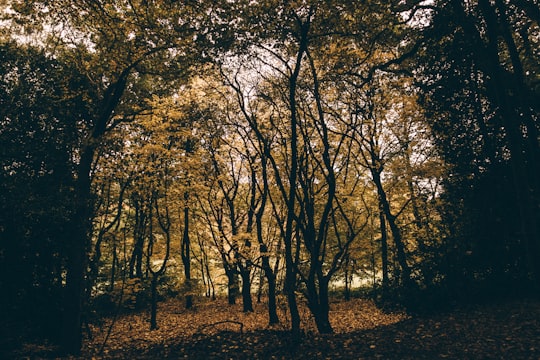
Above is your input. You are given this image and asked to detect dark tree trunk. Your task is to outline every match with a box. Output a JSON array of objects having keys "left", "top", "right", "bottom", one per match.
[
  {"left": 129, "top": 201, "right": 146, "bottom": 279},
  {"left": 282, "top": 16, "right": 311, "bottom": 339},
  {"left": 380, "top": 209, "right": 389, "bottom": 292},
  {"left": 306, "top": 275, "right": 333, "bottom": 334},
  {"left": 205, "top": 257, "right": 216, "bottom": 300},
  {"left": 196, "top": 232, "right": 214, "bottom": 300},
  {"left": 261, "top": 250, "right": 279, "bottom": 324},
  {"left": 150, "top": 275, "right": 158, "bottom": 330},
  {"left": 209, "top": 271, "right": 216, "bottom": 300},
  {"left": 239, "top": 264, "right": 253, "bottom": 312},
  {"left": 257, "top": 269, "right": 264, "bottom": 303},
  {"left": 256, "top": 139, "right": 279, "bottom": 324},
  {"left": 303, "top": 226, "right": 333, "bottom": 334},
  {"left": 148, "top": 194, "right": 171, "bottom": 330},
  {"left": 225, "top": 265, "right": 239, "bottom": 305},
  {"left": 60, "top": 224, "right": 86, "bottom": 355},
  {"left": 182, "top": 198, "right": 193, "bottom": 309},
  {"left": 59, "top": 144, "right": 94, "bottom": 356},
  {"left": 266, "top": 269, "right": 279, "bottom": 324}
]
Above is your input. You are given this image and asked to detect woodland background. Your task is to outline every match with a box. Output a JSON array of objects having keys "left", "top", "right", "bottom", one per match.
[{"left": 0, "top": 0, "right": 539, "bottom": 357}]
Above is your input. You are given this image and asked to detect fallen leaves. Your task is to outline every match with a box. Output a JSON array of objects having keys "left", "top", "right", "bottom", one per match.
[{"left": 9, "top": 297, "right": 540, "bottom": 359}]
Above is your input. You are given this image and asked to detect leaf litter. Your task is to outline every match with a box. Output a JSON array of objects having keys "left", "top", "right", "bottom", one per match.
[{"left": 13, "top": 297, "right": 540, "bottom": 359}]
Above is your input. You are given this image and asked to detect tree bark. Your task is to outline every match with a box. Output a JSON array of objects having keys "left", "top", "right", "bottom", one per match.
[
  {"left": 150, "top": 275, "right": 159, "bottom": 330},
  {"left": 306, "top": 275, "right": 333, "bottom": 334},
  {"left": 380, "top": 209, "right": 389, "bottom": 292},
  {"left": 239, "top": 264, "right": 254, "bottom": 312},
  {"left": 182, "top": 197, "right": 193, "bottom": 309},
  {"left": 225, "top": 263, "right": 239, "bottom": 305}
]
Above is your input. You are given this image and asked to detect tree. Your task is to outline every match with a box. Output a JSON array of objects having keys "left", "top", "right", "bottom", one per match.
[
  {"left": 415, "top": 0, "right": 540, "bottom": 295},
  {"left": 217, "top": 0, "right": 421, "bottom": 333},
  {"left": 0, "top": 41, "right": 93, "bottom": 343},
  {"left": 220, "top": 69, "right": 283, "bottom": 322},
  {"left": 89, "top": 164, "right": 131, "bottom": 296},
  {"left": 148, "top": 194, "right": 172, "bottom": 330},
  {"left": 181, "top": 191, "right": 194, "bottom": 309},
  {"left": 6, "top": 0, "right": 214, "bottom": 352},
  {"left": 351, "top": 80, "right": 413, "bottom": 287}
]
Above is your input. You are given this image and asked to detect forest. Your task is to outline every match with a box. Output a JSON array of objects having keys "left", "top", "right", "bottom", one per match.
[{"left": 0, "top": 0, "right": 539, "bottom": 358}]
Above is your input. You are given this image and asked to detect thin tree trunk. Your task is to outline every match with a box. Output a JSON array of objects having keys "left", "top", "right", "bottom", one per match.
[
  {"left": 129, "top": 201, "right": 146, "bottom": 278},
  {"left": 148, "top": 194, "right": 171, "bottom": 330},
  {"left": 109, "top": 243, "right": 117, "bottom": 292},
  {"left": 379, "top": 209, "right": 389, "bottom": 292},
  {"left": 182, "top": 196, "right": 193, "bottom": 309},
  {"left": 150, "top": 275, "right": 159, "bottom": 330},
  {"left": 344, "top": 255, "right": 351, "bottom": 301},
  {"left": 261, "top": 242, "right": 279, "bottom": 325},
  {"left": 257, "top": 268, "right": 264, "bottom": 303}
]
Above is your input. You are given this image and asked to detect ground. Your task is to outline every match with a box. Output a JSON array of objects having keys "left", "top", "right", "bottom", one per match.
[{"left": 10, "top": 296, "right": 540, "bottom": 359}]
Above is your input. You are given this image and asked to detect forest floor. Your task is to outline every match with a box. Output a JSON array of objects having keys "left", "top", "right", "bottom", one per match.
[{"left": 10, "top": 295, "right": 540, "bottom": 359}]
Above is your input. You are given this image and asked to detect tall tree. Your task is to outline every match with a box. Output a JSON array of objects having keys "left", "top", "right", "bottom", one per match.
[
  {"left": 6, "top": 0, "right": 213, "bottom": 353},
  {"left": 0, "top": 42, "right": 93, "bottom": 343},
  {"left": 415, "top": 0, "right": 540, "bottom": 294}
]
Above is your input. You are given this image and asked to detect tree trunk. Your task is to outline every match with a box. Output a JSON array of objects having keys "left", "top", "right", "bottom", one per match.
[
  {"left": 379, "top": 209, "right": 389, "bottom": 292},
  {"left": 59, "top": 69, "right": 130, "bottom": 355},
  {"left": 344, "top": 255, "right": 351, "bottom": 301},
  {"left": 282, "top": 16, "right": 311, "bottom": 339},
  {"left": 239, "top": 264, "right": 254, "bottom": 312},
  {"left": 60, "top": 223, "right": 86, "bottom": 355},
  {"left": 150, "top": 274, "right": 158, "bottom": 330},
  {"left": 306, "top": 275, "right": 333, "bottom": 334},
  {"left": 265, "top": 264, "right": 279, "bottom": 324},
  {"left": 260, "top": 244, "right": 279, "bottom": 324},
  {"left": 206, "top": 260, "right": 216, "bottom": 300},
  {"left": 304, "top": 225, "right": 333, "bottom": 334},
  {"left": 59, "top": 145, "right": 93, "bottom": 355},
  {"left": 182, "top": 201, "right": 193, "bottom": 309},
  {"left": 129, "top": 201, "right": 146, "bottom": 278},
  {"left": 109, "top": 243, "right": 117, "bottom": 292},
  {"left": 225, "top": 266, "right": 239, "bottom": 305},
  {"left": 257, "top": 269, "right": 264, "bottom": 303}
]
